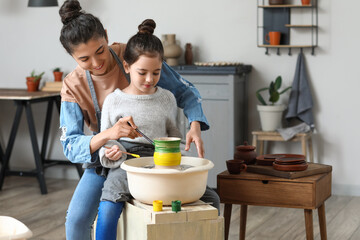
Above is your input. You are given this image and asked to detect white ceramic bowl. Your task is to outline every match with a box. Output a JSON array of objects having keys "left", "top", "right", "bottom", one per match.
[{"left": 121, "top": 156, "right": 214, "bottom": 205}]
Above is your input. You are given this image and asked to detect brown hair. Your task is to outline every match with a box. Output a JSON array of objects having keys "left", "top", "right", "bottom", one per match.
[
  {"left": 123, "top": 19, "right": 164, "bottom": 65},
  {"left": 59, "top": 0, "right": 106, "bottom": 54}
]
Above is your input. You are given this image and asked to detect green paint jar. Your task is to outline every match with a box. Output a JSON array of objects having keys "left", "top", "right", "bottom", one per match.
[
  {"left": 153, "top": 137, "right": 181, "bottom": 167},
  {"left": 171, "top": 200, "right": 181, "bottom": 213}
]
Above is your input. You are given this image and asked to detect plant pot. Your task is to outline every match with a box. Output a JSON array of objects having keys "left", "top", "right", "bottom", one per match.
[
  {"left": 269, "top": 0, "right": 285, "bottom": 5},
  {"left": 26, "top": 80, "right": 40, "bottom": 92},
  {"left": 301, "top": 0, "right": 311, "bottom": 5},
  {"left": 257, "top": 104, "right": 286, "bottom": 131},
  {"left": 53, "top": 71, "right": 63, "bottom": 82}
]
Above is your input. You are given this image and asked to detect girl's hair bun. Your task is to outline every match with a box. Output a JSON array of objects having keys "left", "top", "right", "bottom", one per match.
[
  {"left": 138, "top": 19, "right": 156, "bottom": 35},
  {"left": 59, "top": 0, "right": 83, "bottom": 25}
]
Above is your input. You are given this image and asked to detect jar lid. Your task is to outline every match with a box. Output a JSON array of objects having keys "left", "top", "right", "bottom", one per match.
[{"left": 236, "top": 141, "right": 256, "bottom": 151}]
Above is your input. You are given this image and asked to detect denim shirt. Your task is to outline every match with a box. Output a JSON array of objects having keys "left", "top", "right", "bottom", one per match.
[{"left": 59, "top": 62, "right": 209, "bottom": 164}]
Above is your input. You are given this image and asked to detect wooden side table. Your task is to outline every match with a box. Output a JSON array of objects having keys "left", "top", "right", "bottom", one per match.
[
  {"left": 252, "top": 130, "right": 314, "bottom": 162},
  {"left": 217, "top": 170, "right": 331, "bottom": 240}
]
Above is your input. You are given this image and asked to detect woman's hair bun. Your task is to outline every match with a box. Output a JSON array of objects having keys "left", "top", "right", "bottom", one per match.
[
  {"left": 59, "top": 0, "right": 83, "bottom": 25},
  {"left": 138, "top": 19, "right": 156, "bottom": 35}
]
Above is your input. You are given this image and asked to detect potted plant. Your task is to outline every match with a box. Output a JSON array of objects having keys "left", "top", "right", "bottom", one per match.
[
  {"left": 26, "top": 70, "right": 45, "bottom": 92},
  {"left": 256, "top": 76, "right": 291, "bottom": 131},
  {"left": 53, "top": 67, "right": 63, "bottom": 82}
]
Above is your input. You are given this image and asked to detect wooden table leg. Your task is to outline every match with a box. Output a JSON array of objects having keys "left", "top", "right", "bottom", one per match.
[
  {"left": 240, "top": 205, "right": 248, "bottom": 240},
  {"left": 252, "top": 135, "right": 257, "bottom": 153},
  {"left": 224, "top": 204, "right": 232, "bottom": 240},
  {"left": 259, "top": 141, "right": 264, "bottom": 155},
  {"left": 304, "top": 209, "right": 314, "bottom": 240},
  {"left": 301, "top": 136, "right": 307, "bottom": 160},
  {"left": 318, "top": 203, "right": 327, "bottom": 240},
  {"left": 308, "top": 137, "right": 314, "bottom": 163}
]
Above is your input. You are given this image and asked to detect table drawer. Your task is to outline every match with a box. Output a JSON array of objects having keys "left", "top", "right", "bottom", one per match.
[{"left": 218, "top": 178, "right": 314, "bottom": 209}]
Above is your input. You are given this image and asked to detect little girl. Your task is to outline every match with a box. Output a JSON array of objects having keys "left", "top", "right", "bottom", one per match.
[{"left": 95, "top": 19, "right": 219, "bottom": 239}]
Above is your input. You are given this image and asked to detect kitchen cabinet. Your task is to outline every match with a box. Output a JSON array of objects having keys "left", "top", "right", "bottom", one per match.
[
  {"left": 173, "top": 65, "right": 252, "bottom": 188},
  {"left": 257, "top": 0, "right": 318, "bottom": 55}
]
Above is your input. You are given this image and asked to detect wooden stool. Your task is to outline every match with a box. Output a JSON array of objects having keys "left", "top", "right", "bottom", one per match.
[
  {"left": 94, "top": 200, "right": 224, "bottom": 240},
  {"left": 217, "top": 170, "right": 332, "bottom": 240},
  {"left": 252, "top": 131, "right": 314, "bottom": 162}
]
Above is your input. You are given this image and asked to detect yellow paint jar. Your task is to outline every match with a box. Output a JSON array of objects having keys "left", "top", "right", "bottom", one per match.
[
  {"left": 153, "top": 200, "right": 163, "bottom": 211},
  {"left": 153, "top": 137, "right": 181, "bottom": 167}
]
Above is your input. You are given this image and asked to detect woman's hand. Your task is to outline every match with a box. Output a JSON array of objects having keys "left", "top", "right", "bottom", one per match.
[
  {"left": 185, "top": 121, "right": 204, "bottom": 158},
  {"left": 104, "top": 145, "right": 123, "bottom": 161},
  {"left": 107, "top": 116, "right": 141, "bottom": 140}
]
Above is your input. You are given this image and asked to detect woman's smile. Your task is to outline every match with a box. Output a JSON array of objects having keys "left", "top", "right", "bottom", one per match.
[{"left": 93, "top": 63, "right": 104, "bottom": 71}]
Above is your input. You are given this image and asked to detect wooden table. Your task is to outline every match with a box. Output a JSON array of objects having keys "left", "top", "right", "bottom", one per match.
[
  {"left": 217, "top": 170, "right": 331, "bottom": 240},
  {"left": 0, "top": 89, "right": 82, "bottom": 194}
]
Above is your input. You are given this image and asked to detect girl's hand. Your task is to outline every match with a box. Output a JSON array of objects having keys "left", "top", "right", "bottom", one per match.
[
  {"left": 185, "top": 121, "right": 204, "bottom": 158},
  {"left": 107, "top": 116, "right": 141, "bottom": 140},
  {"left": 104, "top": 145, "right": 123, "bottom": 161}
]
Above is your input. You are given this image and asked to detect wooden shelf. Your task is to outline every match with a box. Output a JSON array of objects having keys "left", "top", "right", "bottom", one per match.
[
  {"left": 285, "top": 24, "right": 317, "bottom": 28},
  {"left": 258, "top": 45, "right": 316, "bottom": 48},
  {"left": 258, "top": 4, "right": 313, "bottom": 8},
  {"left": 257, "top": 0, "right": 318, "bottom": 55}
]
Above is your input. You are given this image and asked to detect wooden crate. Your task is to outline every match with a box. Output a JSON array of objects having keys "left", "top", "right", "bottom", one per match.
[{"left": 116, "top": 200, "right": 224, "bottom": 240}]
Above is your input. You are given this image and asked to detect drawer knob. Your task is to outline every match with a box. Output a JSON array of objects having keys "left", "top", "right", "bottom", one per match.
[{"left": 262, "top": 180, "right": 269, "bottom": 184}]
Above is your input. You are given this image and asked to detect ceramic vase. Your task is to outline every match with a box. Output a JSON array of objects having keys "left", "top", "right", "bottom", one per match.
[
  {"left": 185, "top": 43, "right": 193, "bottom": 65},
  {"left": 234, "top": 141, "right": 257, "bottom": 165},
  {"left": 163, "top": 34, "right": 182, "bottom": 66},
  {"left": 153, "top": 137, "right": 181, "bottom": 169}
]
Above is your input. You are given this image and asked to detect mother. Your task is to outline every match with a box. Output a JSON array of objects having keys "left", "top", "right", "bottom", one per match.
[{"left": 58, "top": 0, "right": 219, "bottom": 239}]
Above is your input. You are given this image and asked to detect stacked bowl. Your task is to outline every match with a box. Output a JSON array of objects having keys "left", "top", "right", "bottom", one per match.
[{"left": 256, "top": 154, "right": 308, "bottom": 171}]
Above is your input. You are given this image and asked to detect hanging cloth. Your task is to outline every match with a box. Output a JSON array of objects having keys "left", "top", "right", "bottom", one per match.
[{"left": 285, "top": 52, "right": 315, "bottom": 129}]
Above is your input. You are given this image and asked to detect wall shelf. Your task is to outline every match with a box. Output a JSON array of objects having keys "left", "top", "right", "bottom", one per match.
[
  {"left": 258, "top": 4, "right": 313, "bottom": 8},
  {"left": 285, "top": 24, "right": 317, "bottom": 28},
  {"left": 257, "top": 0, "right": 318, "bottom": 55}
]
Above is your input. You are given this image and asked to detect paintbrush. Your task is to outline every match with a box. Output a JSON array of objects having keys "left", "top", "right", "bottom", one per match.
[
  {"left": 124, "top": 120, "right": 154, "bottom": 145},
  {"left": 103, "top": 146, "right": 140, "bottom": 158}
]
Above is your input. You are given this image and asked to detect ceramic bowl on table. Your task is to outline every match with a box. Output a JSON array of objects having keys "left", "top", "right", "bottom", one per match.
[{"left": 256, "top": 153, "right": 306, "bottom": 166}]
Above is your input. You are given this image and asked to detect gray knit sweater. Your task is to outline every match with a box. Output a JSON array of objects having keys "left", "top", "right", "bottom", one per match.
[{"left": 99, "top": 87, "right": 182, "bottom": 168}]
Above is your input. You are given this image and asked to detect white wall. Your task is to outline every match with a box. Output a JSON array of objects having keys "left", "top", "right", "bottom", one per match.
[{"left": 0, "top": 0, "right": 359, "bottom": 195}]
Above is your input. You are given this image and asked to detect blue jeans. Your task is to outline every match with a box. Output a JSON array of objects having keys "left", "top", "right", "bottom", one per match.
[
  {"left": 65, "top": 168, "right": 121, "bottom": 240},
  {"left": 96, "top": 201, "right": 124, "bottom": 240}
]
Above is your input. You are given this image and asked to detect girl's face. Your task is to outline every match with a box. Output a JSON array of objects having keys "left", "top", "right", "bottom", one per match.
[
  {"left": 124, "top": 54, "right": 162, "bottom": 95},
  {"left": 71, "top": 37, "right": 113, "bottom": 76}
]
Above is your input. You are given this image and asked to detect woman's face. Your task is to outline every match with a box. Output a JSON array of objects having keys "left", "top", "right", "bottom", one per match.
[
  {"left": 124, "top": 54, "right": 162, "bottom": 95},
  {"left": 71, "top": 37, "right": 112, "bottom": 76}
]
